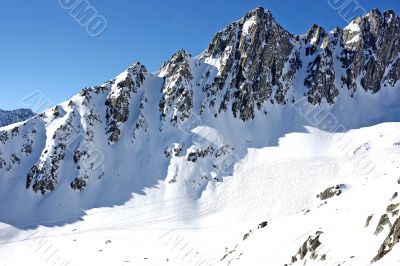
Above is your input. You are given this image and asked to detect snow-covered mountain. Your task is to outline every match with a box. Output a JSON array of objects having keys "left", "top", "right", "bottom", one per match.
[
  {"left": 0, "top": 108, "right": 35, "bottom": 127},
  {"left": 0, "top": 7, "right": 399, "bottom": 266}
]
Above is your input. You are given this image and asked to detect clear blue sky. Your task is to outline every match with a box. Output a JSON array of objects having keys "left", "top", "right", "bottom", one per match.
[{"left": 1, "top": 0, "right": 398, "bottom": 112}]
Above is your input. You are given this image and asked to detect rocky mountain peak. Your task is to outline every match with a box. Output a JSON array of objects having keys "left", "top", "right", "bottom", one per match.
[
  {"left": 361, "top": 8, "right": 392, "bottom": 30},
  {"left": 383, "top": 9, "right": 397, "bottom": 22},
  {"left": 241, "top": 7, "right": 273, "bottom": 25},
  {"left": 107, "top": 62, "right": 148, "bottom": 98},
  {"left": 369, "top": 8, "right": 382, "bottom": 17},
  {"left": 105, "top": 62, "right": 148, "bottom": 143},
  {"left": 205, "top": 7, "right": 288, "bottom": 58},
  {"left": 159, "top": 49, "right": 194, "bottom": 126},
  {"left": 127, "top": 61, "right": 147, "bottom": 74},
  {"left": 305, "top": 24, "right": 328, "bottom": 46},
  {"left": 239, "top": 6, "right": 287, "bottom": 37},
  {"left": 160, "top": 49, "right": 191, "bottom": 78},
  {"left": 347, "top": 9, "right": 399, "bottom": 39},
  {"left": 339, "top": 9, "right": 400, "bottom": 93},
  {"left": 244, "top": 7, "right": 268, "bottom": 17},
  {"left": 200, "top": 7, "right": 295, "bottom": 120}
]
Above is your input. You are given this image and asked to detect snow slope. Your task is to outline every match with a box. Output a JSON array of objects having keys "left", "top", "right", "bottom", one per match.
[{"left": 0, "top": 122, "right": 399, "bottom": 265}]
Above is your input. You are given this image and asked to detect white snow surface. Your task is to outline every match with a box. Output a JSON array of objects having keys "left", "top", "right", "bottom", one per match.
[
  {"left": 242, "top": 16, "right": 257, "bottom": 35},
  {"left": 0, "top": 122, "right": 400, "bottom": 265},
  {"left": 344, "top": 21, "right": 361, "bottom": 32}
]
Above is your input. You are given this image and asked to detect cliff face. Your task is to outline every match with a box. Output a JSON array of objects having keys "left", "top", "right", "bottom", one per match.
[
  {"left": 201, "top": 8, "right": 400, "bottom": 114},
  {"left": 203, "top": 8, "right": 294, "bottom": 120}
]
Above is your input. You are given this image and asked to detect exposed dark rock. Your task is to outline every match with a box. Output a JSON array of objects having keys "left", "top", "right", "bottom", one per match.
[
  {"left": 159, "top": 50, "right": 193, "bottom": 126},
  {"left": 317, "top": 184, "right": 346, "bottom": 200},
  {"left": 70, "top": 176, "right": 88, "bottom": 191},
  {"left": 204, "top": 7, "right": 294, "bottom": 121},
  {"left": 372, "top": 217, "right": 400, "bottom": 262},
  {"left": 164, "top": 143, "right": 184, "bottom": 158},
  {"left": 341, "top": 10, "right": 400, "bottom": 94},
  {"left": 304, "top": 51, "right": 338, "bottom": 104},
  {"left": 391, "top": 192, "right": 398, "bottom": 200},
  {"left": 257, "top": 221, "right": 268, "bottom": 229},
  {"left": 386, "top": 203, "right": 400, "bottom": 215},
  {"left": 106, "top": 63, "right": 148, "bottom": 143},
  {"left": 365, "top": 214, "right": 374, "bottom": 228},
  {"left": 73, "top": 150, "right": 82, "bottom": 163},
  {"left": 10, "top": 154, "right": 20, "bottom": 165},
  {"left": 53, "top": 106, "right": 66, "bottom": 118},
  {"left": 303, "top": 24, "right": 339, "bottom": 105},
  {"left": 25, "top": 116, "right": 75, "bottom": 194},
  {"left": 11, "top": 127, "right": 19, "bottom": 137},
  {"left": 21, "top": 143, "right": 33, "bottom": 155},
  {"left": 289, "top": 231, "right": 323, "bottom": 264},
  {"left": 201, "top": 9, "right": 400, "bottom": 121},
  {"left": 187, "top": 147, "right": 213, "bottom": 162},
  {"left": 374, "top": 214, "right": 391, "bottom": 235},
  {"left": 0, "top": 131, "right": 8, "bottom": 144}
]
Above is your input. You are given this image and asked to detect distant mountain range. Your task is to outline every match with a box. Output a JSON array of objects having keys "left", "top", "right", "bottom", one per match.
[{"left": 0, "top": 108, "right": 35, "bottom": 127}]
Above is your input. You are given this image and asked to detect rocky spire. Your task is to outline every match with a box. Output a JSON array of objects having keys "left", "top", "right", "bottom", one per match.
[
  {"left": 105, "top": 62, "right": 148, "bottom": 143},
  {"left": 159, "top": 49, "right": 193, "bottom": 126},
  {"left": 340, "top": 9, "right": 400, "bottom": 93},
  {"left": 202, "top": 7, "right": 294, "bottom": 120}
]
